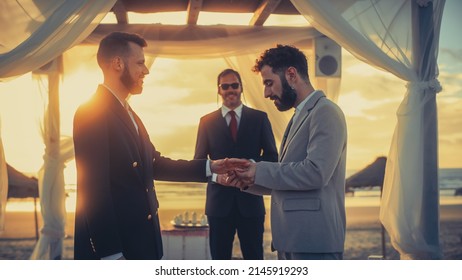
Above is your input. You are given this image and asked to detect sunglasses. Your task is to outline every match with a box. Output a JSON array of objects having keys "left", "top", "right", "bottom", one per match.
[{"left": 219, "top": 83, "right": 240, "bottom": 90}]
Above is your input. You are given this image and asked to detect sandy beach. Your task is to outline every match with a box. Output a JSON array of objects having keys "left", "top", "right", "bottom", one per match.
[{"left": 1, "top": 200, "right": 461, "bottom": 260}]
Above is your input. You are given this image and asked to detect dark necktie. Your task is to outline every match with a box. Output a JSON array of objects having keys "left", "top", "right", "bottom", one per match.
[{"left": 229, "top": 110, "right": 238, "bottom": 142}]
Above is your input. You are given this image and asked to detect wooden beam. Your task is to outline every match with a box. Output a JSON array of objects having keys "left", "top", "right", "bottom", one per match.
[
  {"left": 249, "top": 0, "right": 282, "bottom": 26},
  {"left": 112, "top": 0, "right": 128, "bottom": 24},
  {"left": 187, "top": 0, "right": 203, "bottom": 25},
  {"left": 85, "top": 24, "right": 320, "bottom": 43}
]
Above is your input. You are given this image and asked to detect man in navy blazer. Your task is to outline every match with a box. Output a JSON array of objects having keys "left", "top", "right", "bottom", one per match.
[
  {"left": 73, "top": 32, "right": 247, "bottom": 260},
  {"left": 194, "top": 69, "right": 278, "bottom": 259}
]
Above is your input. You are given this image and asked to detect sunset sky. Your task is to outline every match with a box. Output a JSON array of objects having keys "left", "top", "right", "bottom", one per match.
[{"left": 0, "top": 0, "right": 461, "bottom": 184}]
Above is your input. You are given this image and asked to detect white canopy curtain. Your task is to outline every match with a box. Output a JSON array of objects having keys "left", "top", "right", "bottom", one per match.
[
  {"left": 0, "top": 0, "right": 116, "bottom": 259},
  {"left": 291, "top": 0, "right": 445, "bottom": 259},
  {"left": 0, "top": 0, "right": 116, "bottom": 80},
  {"left": 29, "top": 71, "right": 75, "bottom": 260},
  {"left": 0, "top": 119, "right": 7, "bottom": 233}
]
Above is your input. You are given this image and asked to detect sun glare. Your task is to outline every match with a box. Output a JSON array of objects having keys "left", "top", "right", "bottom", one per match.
[{"left": 100, "top": 10, "right": 310, "bottom": 27}]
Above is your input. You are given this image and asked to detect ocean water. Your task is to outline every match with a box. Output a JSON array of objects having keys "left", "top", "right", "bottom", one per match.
[
  {"left": 439, "top": 168, "right": 462, "bottom": 190},
  {"left": 349, "top": 168, "right": 462, "bottom": 192},
  {"left": 5, "top": 169, "right": 462, "bottom": 212}
]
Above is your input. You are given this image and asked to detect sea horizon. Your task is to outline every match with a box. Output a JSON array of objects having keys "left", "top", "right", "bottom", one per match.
[{"left": 5, "top": 167, "right": 462, "bottom": 213}]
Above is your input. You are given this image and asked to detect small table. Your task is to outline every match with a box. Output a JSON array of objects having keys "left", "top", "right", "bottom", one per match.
[{"left": 161, "top": 224, "right": 210, "bottom": 260}]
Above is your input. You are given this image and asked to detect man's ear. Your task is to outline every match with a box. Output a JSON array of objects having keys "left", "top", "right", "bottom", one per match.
[
  {"left": 111, "top": 56, "right": 123, "bottom": 71},
  {"left": 286, "top": 66, "right": 297, "bottom": 82}
]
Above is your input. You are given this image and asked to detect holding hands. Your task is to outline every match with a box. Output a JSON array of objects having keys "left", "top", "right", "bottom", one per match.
[
  {"left": 214, "top": 159, "right": 257, "bottom": 190},
  {"left": 210, "top": 158, "right": 250, "bottom": 174}
]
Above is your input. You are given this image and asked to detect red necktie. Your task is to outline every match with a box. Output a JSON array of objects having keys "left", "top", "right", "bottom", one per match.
[{"left": 229, "top": 110, "right": 238, "bottom": 142}]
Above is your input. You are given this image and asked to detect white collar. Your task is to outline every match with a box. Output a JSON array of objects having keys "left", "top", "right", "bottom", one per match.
[
  {"left": 101, "top": 84, "right": 129, "bottom": 109},
  {"left": 221, "top": 103, "right": 243, "bottom": 118},
  {"left": 295, "top": 90, "right": 318, "bottom": 115}
]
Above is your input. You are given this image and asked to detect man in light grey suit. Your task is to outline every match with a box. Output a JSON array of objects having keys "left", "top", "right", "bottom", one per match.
[{"left": 223, "top": 45, "right": 347, "bottom": 260}]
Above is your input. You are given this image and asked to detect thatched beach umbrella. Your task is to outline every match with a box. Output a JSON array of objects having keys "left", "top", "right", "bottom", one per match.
[
  {"left": 346, "top": 156, "right": 387, "bottom": 192},
  {"left": 346, "top": 156, "right": 387, "bottom": 259},
  {"left": 6, "top": 163, "right": 39, "bottom": 239},
  {"left": 7, "top": 164, "right": 38, "bottom": 199}
]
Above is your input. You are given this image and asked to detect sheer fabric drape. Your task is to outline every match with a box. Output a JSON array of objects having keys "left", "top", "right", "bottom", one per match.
[
  {"left": 291, "top": 0, "right": 445, "bottom": 259},
  {"left": 0, "top": 120, "right": 7, "bottom": 233},
  {"left": 0, "top": 0, "right": 116, "bottom": 80},
  {"left": 0, "top": 0, "right": 115, "bottom": 259},
  {"left": 29, "top": 73, "right": 75, "bottom": 260}
]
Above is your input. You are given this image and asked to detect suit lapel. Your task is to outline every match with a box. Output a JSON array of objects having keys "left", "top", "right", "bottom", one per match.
[
  {"left": 98, "top": 86, "right": 145, "bottom": 166},
  {"left": 236, "top": 106, "right": 250, "bottom": 142},
  {"left": 213, "top": 109, "right": 233, "bottom": 140},
  {"left": 280, "top": 91, "right": 326, "bottom": 160},
  {"left": 132, "top": 110, "right": 160, "bottom": 213},
  {"left": 132, "top": 112, "right": 152, "bottom": 179},
  {"left": 279, "top": 114, "right": 294, "bottom": 155},
  {"left": 99, "top": 87, "right": 141, "bottom": 148}
]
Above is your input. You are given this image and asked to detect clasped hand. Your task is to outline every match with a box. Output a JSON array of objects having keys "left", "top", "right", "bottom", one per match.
[{"left": 212, "top": 158, "right": 256, "bottom": 189}]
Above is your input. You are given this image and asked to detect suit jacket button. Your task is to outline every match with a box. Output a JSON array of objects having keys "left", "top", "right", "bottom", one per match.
[
  {"left": 133, "top": 161, "right": 138, "bottom": 168},
  {"left": 152, "top": 158, "right": 156, "bottom": 163},
  {"left": 147, "top": 214, "right": 152, "bottom": 220},
  {"left": 145, "top": 188, "right": 149, "bottom": 193}
]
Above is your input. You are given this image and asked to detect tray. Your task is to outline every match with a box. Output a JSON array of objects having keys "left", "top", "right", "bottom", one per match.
[{"left": 170, "top": 220, "right": 209, "bottom": 228}]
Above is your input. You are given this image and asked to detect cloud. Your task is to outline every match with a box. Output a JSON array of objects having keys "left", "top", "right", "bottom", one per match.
[
  {"left": 438, "top": 98, "right": 462, "bottom": 134},
  {"left": 340, "top": 52, "right": 407, "bottom": 102},
  {"left": 439, "top": 48, "right": 462, "bottom": 63},
  {"left": 149, "top": 124, "right": 200, "bottom": 160},
  {"left": 438, "top": 71, "right": 462, "bottom": 99},
  {"left": 338, "top": 90, "right": 401, "bottom": 120},
  {"left": 147, "top": 58, "right": 232, "bottom": 105}
]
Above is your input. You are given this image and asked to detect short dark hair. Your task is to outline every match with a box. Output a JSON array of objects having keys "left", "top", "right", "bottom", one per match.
[
  {"left": 252, "top": 44, "right": 309, "bottom": 82},
  {"left": 97, "top": 32, "right": 147, "bottom": 68},
  {"left": 217, "top": 68, "right": 243, "bottom": 88}
]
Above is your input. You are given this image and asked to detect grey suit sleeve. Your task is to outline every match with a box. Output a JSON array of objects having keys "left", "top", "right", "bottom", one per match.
[{"left": 254, "top": 103, "right": 347, "bottom": 191}]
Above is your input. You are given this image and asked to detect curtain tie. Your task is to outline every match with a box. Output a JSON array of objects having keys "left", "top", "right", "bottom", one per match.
[{"left": 406, "top": 79, "right": 442, "bottom": 93}]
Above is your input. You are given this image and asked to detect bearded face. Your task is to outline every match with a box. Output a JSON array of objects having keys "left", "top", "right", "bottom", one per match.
[
  {"left": 273, "top": 74, "right": 297, "bottom": 112},
  {"left": 120, "top": 63, "right": 143, "bottom": 95}
]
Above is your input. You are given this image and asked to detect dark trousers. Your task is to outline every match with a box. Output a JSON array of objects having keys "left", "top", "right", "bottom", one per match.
[{"left": 208, "top": 203, "right": 264, "bottom": 260}]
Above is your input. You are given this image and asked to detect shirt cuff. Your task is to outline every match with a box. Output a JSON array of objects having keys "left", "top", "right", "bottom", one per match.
[
  {"left": 101, "top": 252, "right": 123, "bottom": 260},
  {"left": 211, "top": 173, "right": 218, "bottom": 183},
  {"left": 206, "top": 159, "right": 212, "bottom": 177}
]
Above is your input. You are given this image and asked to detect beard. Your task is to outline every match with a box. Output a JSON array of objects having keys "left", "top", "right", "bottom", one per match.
[
  {"left": 274, "top": 76, "right": 297, "bottom": 112},
  {"left": 221, "top": 91, "right": 242, "bottom": 108},
  {"left": 120, "top": 65, "right": 142, "bottom": 94}
]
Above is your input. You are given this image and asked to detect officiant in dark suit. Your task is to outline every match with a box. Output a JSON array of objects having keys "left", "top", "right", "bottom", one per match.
[
  {"left": 194, "top": 69, "right": 278, "bottom": 259},
  {"left": 73, "top": 32, "right": 247, "bottom": 260}
]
